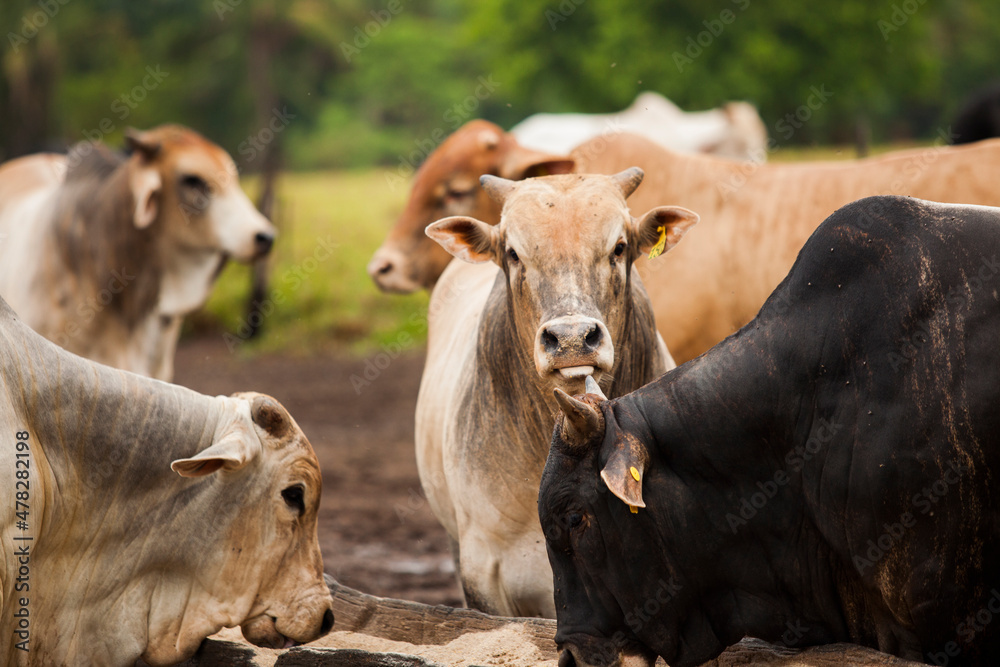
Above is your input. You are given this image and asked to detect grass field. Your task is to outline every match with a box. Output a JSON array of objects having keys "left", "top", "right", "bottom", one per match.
[
  {"left": 193, "top": 142, "right": 935, "bottom": 357},
  {"left": 192, "top": 168, "right": 429, "bottom": 357}
]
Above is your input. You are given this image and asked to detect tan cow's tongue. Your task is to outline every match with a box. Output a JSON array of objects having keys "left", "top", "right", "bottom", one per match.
[{"left": 558, "top": 365, "right": 595, "bottom": 379}]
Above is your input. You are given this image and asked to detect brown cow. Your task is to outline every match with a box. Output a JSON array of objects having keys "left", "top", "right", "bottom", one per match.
[
  {"left": 0, "top": 125, "right": 276, "bottom": 380},
  {"left": 372, "top": 124, "right": 1000, "bottom": 362},
  {"left": 367, "top": 120, "right": 573, "bottom": 293}
]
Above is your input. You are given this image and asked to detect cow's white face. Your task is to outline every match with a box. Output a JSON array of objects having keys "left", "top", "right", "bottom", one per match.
[
  {"left": 427, "top": 170, "right": 697, "bottom": 395},
  {"left": 124, "top": 126, "right": 276, "bottom": 263},
  {"left": 170, "top": 393, "right": 334, "bottom": 650}
]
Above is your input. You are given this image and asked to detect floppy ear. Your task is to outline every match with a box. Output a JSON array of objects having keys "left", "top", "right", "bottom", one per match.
[
  {"left": 171, "top": 406, "right": 262, "bottom": 478},
  {"left": 498, "top": 141, "right": 575, "bottom": 180},
  {"left": 600, "top": 433, "right": 650, "bottom": 509},
  {"left": 632, "top": 206, "right": 699, "bottom": 259},
  {"left": 125, "top": 128, "right": 163, "bottom": 229},
  {"left": 129, "top": 166, "right": 162, "bottom": 229},
  {"left": 426, "top": 216, "right": 499, "bottom": 264},
  {"left": 553, "top": 387, "right": 605, "bottom": 450}
]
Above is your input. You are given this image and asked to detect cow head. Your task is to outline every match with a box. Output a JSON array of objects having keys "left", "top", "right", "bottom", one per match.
[
  {"left": 368, "top": 120, "right": 575, "bottom": 293},
  {"left": 426, "top": 169, "right": 697, "bottom": 396},
  {"left": 539, "top": 380, "right": 728, "bottom": 667},
  {"left": 124, "top": 125, "right": 276, "bottom": 263},
  {"left": 169, "top": 393, "right": 333, "bottom": 651}
]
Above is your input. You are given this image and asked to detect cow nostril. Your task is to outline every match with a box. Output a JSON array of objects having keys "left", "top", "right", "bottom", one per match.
[
  {"left": 584, "top": 324, "right": 603, "bottom": 350},
  {"left": 376, "top": 260, "right": 393, "bottom": 275},
  {"left": 558, "top": 649, "right": 578, "bottom": 667},
  {"left": 254, "top": 232, "right": 274, "bottom": 254},
  {"left": 320, "top": 608, "right": 334, "bottom": 634},
  {"left": 541, "top": 329, "right": 559, "bottom": 354}
]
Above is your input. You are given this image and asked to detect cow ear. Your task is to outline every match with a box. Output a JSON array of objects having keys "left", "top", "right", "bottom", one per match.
[
  {"left": 125, "top": 127, "right": 162, "bottom": 160},
  {"left": 171, "top": 410, "right": 262, "bottom": 478},
  {"left": 125, "top": 128, "right": 163, "bottom": 229},
  {"left": 250, "top": 394, "right": 291, "bottom": 440},
  {"left": 632, "top": 206, "right": 699, "bottom": 259},
  {"left": 498, "top": 142, "right": 575, "bottom": 180},
  {"left": 600, "top": 435, "right": 650, "bottom": 509},
  {"left": 553, "top": 388, "right": 605, "bottom": 450},
  {"left": 129, "top": 166, "right": 162, "bottom": 229},
  {"left": 426, "top": 216, "right": 499, "bottom": 264}
]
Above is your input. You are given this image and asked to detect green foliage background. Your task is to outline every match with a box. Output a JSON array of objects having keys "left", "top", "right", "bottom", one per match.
[
  {"left": 2, "top": 0, "right": 999, "bottom": 353},
  {"left": 4, "top": 0, "right": 999, "bottom": 168}
]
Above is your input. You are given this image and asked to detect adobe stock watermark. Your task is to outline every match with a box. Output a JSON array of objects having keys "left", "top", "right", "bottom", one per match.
[
  {"left": 51, "top": 269, "right": 135, "bottom": 350},
  {"left": 351, "top": 269, "right": 474, "bottom": 394},
  {"left": 223, "top": 235, "right": 339, "bottom": 351},
  {"left": 546, "top": 0, "right": 586, "bottom": 30},
  {"left": 339, "top": 0, "right": 407, "bottom": 63},
  {"left": 672, "top": 0, "right": 751, "bottom": 73},
  {"left": 237, "top": 106, "right": 296, "bottom": 164},
  {"left": 384, "top": 75, "right": 501, "bottom": 192},
  {"left": 878, "top": 0, "right": 927, "bottom": 41},
  {"left": 715, "top": 84, "right": 834, "bottom": 200},
  {"left": 853, "top": 458, "right": 970, "bottom": 575},
  {"left": 884, "top": 253, "right": 1000, "bottom": 373},
  {"left": 927, "top": 588, "right": 1000, "bottom": 666},
  {"left": 7, "top": 0, "right": 71, "bottom": 53},
  {"left": 67, "top": 65, "right": 170, "bottom": 170},
  {"left": 726, "top": 417, "right": 842, "bottom": 533}
]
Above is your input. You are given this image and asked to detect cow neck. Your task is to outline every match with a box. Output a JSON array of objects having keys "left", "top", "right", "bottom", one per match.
[
  {"left": 607, "top": 270, "right": 665, "bottom": 396},
  {"left": 0, "top": 302, "right": 220, "bottom": 514},
  {"left": 475, "top": 281, "right": 553, "bottom": 464},
  {"left": 608, "top": 320, "right": 841, "bottom": 647},
  {"left": 51, "top": 149, "right": 164, "bottom": 331}
]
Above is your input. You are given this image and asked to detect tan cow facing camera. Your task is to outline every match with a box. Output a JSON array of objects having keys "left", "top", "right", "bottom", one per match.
[
  {"left": 416, "top": 169, "right": 695, "bottom": 617},
  {"left": 0, "top": 124, "right": 276, "bottom": 381},
  {"left": 0, "top": 297, "right": 333, "bottom": 666}
]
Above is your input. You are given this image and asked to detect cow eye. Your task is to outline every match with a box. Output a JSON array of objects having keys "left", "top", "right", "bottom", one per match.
[
  {"left": 281, "top": 485, "right": 305, "bottom": 515},
  {"left": 567, "top": 512, "right": 583, "bottom": 529},
  {"left": 180, "top": 174, "right": 210, "bottom": 194},
  {"left": 613, "top": 241, "right": 627, "bottom": 257},
  {"left": 507, "top": 247, "right": 519, "bottom": 263},
  {"left": 445, "top": 187, "right": 473, "bottom": 201}
]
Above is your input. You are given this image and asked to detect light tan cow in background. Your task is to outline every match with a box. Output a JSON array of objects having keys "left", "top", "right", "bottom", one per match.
[
  {"left": 372, "top": 123, "right": 1000, "bottom": 363},
  {"left": 415, "top": 169, "right": 696, "bottom": 617},
  {"left": 0, "top": 124, "right": 275, "bottom": 381},
  {"left": 0, "top": 297, "right": 333, "bottom": 666}
]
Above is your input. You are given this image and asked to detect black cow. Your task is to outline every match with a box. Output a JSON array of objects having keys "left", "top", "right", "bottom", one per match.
[
  {"left": 953, "top": 82, "right": 1000, "bottom": 144},
  {"left": 539, "top": 196, "right": 1000, "bottom": 667}
]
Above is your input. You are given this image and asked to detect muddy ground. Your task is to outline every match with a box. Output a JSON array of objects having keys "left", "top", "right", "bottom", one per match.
[{"left": 174, "top": 335, "right": 463, "bottom": 607}]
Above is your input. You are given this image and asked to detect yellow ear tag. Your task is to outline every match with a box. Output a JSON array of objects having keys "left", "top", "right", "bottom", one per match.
[
  {"left": 648, "top": 225, "right": 667, "bottom": 260},
  {"left": 629, "top": 505, "right": 639, "bottom": 514},
  {"left": 630, "top": 466, "right": 641, "bottom": 482}
]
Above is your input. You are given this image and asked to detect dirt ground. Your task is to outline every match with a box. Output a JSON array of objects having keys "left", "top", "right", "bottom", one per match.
[{"left": 174, "top": 335, "right": 463, "bottom": 607}]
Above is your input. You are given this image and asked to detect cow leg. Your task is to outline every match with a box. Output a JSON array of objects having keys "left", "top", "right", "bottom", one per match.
[
  {"left": 456, "top": 531, "right": 555, "bottom": 618},
  {"left": 447, "top": 535, "right": 468, "bottom": 608}
]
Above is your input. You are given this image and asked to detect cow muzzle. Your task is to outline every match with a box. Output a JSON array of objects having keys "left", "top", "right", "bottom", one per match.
[
  {"left": 368, "top": 246, "right": 421, "bottom": 294},
  {"left": 535, "top": 316, "right": 614, "bottom": 386},
  {"left": 241, "top": 593, "right": 335, "bottom": 648}
]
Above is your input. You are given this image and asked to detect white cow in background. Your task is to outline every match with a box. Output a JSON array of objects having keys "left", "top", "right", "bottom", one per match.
[{"left": 510, "top": 91, "right": 768, "bottom": 161}]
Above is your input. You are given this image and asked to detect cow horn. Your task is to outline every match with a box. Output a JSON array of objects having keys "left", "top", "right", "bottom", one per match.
[
  {"left": 553, "top": 388, "right": 604, "bottom": 449},
  {"left": 124, "top": 127, "right": 161, "bottom": 160},
  {"left": 585, "top": 375, "right": 608, "bottom": 401},
  {"left": 611, "top": 167, "right": 644, "bottom": 199},
  {"left": 480, "top": 174, "right": 517, "bottom": 205}
]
